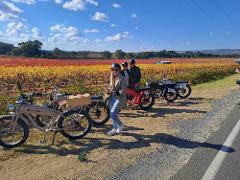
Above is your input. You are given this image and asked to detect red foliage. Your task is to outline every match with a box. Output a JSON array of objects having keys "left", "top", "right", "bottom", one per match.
[{"left": 0, "top": 56, "right": 234, "bottom": 67}]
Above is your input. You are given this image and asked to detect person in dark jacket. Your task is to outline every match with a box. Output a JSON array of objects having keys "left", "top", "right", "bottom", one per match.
[
  {"left": 129, "top": 59, "right": 141, "bottom": 89},
  {"left": 121, "top": 62, "right": 130, "bottom": 86}
]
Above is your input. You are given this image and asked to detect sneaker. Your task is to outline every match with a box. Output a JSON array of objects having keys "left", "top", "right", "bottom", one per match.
[
  {"left": 116, "top": 125, "right": 124, "bottom": 134},
  {"left": 107, "top": 129, "right": 117, "bottom": 136}
]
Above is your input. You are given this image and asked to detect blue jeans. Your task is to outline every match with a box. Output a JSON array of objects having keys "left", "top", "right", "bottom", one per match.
[{"left": 109, "top": 95, "right": 123, "bottom": 129}]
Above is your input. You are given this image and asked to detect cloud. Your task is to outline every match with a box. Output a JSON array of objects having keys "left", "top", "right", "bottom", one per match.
[
  {"left": 54, "top": 0, "right": 63, "bottom": 4},
  {"left": 131, "top": 14, "right": 137, "bottom": 18},
  {"left": 0, "top": 13, "right": 17, "bottom": 21},
  {"left": 63, "top": 0, "right": 85, "bottom": 11},
  {"left": 113, "top": 3, "right": 121, "bottom": 8},
  {"left": 86, "top": 0, "right": 98, "bottom": 6},
  {"left": 50, "top": 24, "right": 64, "bottom": 32},
  {"left": 110, "top": 24, "right": 117, "bottom": 27},
  {"left": 11, "top": 0, "right": 36, "bottom": 5},
  {"left": 47, "top": 23, "right": 91, "bottom": 50},
  {"left": 50, "top": 24, "right": 82, "bottom": 37},
  {"left": 0, "top": 1, "right": 23, "bottom": 21},
  {"left": 32, "top": 27, "right": 42, "bottom": 39},
  {"left": 91, "top": 12, "right": 108, "bottom": 22},
  {"left": 63, "top": 0, "right": 98, "bottom": 11},
  {"left": 0, "top": 21, "right": 44, "bottom": 45},
  {"left": 6, "top": 21, "right": 26, "bottom": 36},
  {"left": 84, "top": 28, "right": 99, "bottom": 33},
  {"left": 95, "top": 38, "right": 101, "bottom": 43},
  {"left": 104, "top": 31, "right": 129, "bottom": 42}
]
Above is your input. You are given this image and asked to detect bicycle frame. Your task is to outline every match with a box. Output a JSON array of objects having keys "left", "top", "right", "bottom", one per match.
[
  {"left": 127, "top": 88, "right": 150, "bottom": 105},
  {"left": 13, "top": 103, "right": 87, "bottom": 132}
]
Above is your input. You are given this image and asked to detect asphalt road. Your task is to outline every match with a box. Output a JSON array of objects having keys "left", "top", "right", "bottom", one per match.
[{"left": 171, "top": 104, "right": 240, "bottom": 180}]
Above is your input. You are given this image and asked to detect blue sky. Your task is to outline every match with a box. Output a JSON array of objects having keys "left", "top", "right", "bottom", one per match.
[{"left": 0, "top": 0, "right": 239, "bottom": 52}]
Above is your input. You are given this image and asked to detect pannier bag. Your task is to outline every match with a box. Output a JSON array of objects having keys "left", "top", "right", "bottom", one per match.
[{"left": 58, "top": 93, "right": 91, "bottom": 108}]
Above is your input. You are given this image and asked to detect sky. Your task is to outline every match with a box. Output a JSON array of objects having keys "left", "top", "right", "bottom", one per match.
[{"left": 0, "top": 0, "right": 240, "bottom": 52}]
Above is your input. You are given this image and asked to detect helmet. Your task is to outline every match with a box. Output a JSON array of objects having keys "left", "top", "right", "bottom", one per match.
[
  {"left": 111, "top": 63, "right": 121, "bottom": 71},
  {"left": 129, "top": 59, "right": 136, "bottom": 64},
  {"left": 122, "top": 62, "right": 128, "bottom": 67}
]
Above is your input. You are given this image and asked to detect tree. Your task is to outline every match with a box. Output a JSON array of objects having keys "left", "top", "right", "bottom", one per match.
[
  {"left": 53, "top": 48, "right": 62, "bottom": 54},
  {"left": 143, "top": 51, "right": 154, "bottom": 59},
  {"left": 0, "top": 42, "right": 14, "bottom": 55},
  {"left": 14, "top": 40, "right": 43, "bottom": 57},
  {"left": 126, "top": 52, "right": 136, "bottom": 59},
  {"left": 103, "top": 51, "right": 112, "bottom": 59},
  {"left": 10, "top": 48, "right": 22, "bottom": 56},
  {"left": 115, "top": 49, "right": 126, "bottom": 59}
]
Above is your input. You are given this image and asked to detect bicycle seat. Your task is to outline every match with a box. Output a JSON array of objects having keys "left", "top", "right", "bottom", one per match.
[
  {"left": 164, "top": 83, "right": 176, "bottom": 87},
  {"left": 149, "top": 82, "right": 162, "bottom": 89},
  {"left": 158, "top": 80, "right": 174, "bottom": 84},
  {"left": 176, "top": 80, "right": 188, "bottom": 83},
  {"left": 158, "top": 80, "right": 175, "bottom": 86}
]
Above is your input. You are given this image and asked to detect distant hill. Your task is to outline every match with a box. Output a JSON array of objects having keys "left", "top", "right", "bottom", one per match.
[{"left": 199, "top": 49, "right": 240, "bottom": 55}]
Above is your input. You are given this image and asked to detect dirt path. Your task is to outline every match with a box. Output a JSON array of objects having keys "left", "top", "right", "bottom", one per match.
[{"left": 0, "top": 79, "right": 238, "bottom": 180}]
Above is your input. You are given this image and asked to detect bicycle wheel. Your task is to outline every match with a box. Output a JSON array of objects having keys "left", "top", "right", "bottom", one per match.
[
  {"left": 0, "top": 116, "right": 29, "bottom": 148},
  {"left": 58, "top": 109, "right": 92, "bottom": 140},
  {"left": 87, "top": 101, "right": 110, "bottom": 126},
  {"left": 140, "top": 93, "right": 155, "bottom": 110},
  {"left": 164, "top": 88, "right": 178, "bottom": 103},
  {"left": 177, "top": 84, "right": 192, "bottom": 98}
]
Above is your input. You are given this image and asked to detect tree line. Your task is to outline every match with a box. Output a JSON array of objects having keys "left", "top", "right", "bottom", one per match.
[{"left": 0, "top": 41, "right": 239, "bottom": 59}]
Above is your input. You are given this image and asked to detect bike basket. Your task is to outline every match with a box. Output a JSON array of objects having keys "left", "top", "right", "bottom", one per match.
[{"left": 58, "top": 93, "right": 91, "bottom": 108}]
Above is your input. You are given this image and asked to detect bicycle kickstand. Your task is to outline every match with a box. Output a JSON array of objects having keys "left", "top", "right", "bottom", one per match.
[
  {"left": 40, "top": 133, "right": 48, "bottom": 144},
  {"left": 51, "top": 132, "right": 58, "bottom": 146}
]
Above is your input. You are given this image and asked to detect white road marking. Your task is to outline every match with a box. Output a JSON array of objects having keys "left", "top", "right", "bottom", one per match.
[{"left": 201, "top": 119, "right": 240, "bottom": 180}]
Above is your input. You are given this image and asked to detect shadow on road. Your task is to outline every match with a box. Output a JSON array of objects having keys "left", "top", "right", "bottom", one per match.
[{"left": 15, "top": 130, "right": 235, "bottom": 158}]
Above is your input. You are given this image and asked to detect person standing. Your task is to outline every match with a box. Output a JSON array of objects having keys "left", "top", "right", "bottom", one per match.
[
  {"left": 107, "top": 63, "right": 128, "bottom": 136},
  {"left": 129, "top": 59, "right": 141, "bottom": 89},
  {"left": 121, "top": 62, "right": 130, "bottom": 86}
]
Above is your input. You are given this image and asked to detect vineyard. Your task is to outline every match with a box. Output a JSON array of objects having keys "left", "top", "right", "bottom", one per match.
[
  {"left": 0, "top": 60, "right": 236, "bottom": 94},
  {"left": 0, "top": 56, "right": 235, "bottom": 66},
  {"left": 0, "top": 57, "right": 238, "bottom": 114}
]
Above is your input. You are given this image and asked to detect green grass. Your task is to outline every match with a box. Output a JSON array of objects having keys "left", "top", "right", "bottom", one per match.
[
  {"left": 78, "top": 151, "right": 88, "bottom": 162},
  {"left": 193, "top": 74, "right": 240, "bottom": 90}
]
